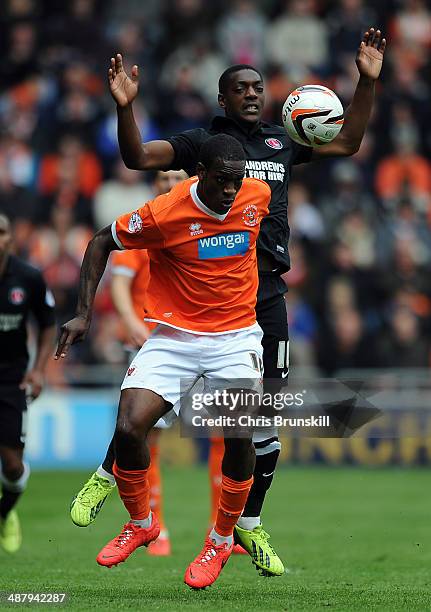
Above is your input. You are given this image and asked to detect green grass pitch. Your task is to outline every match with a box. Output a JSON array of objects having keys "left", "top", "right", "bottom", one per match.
[{"left": 0, "top": 466, "right": 430, "bottom": 610}]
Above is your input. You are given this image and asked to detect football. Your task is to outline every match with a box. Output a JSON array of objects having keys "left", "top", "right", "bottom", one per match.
[{"left": 282, "top": 85, "right": 344, "bottom": 147}]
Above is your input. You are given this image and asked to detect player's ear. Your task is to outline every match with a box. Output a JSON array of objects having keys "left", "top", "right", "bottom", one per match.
[{"left": 218, "top": 93, "right": 226, "bottom": 109}]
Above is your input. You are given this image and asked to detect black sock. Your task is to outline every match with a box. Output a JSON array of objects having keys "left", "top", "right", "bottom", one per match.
[
  {"left": 101, "top": 436, "right": 115, "bottom": 474},
  {"left": 243, "top": 445, "right": 280, "bottom": 517},
  {"left": 0, "top": 487, "right": 21, "bottom": 519}
]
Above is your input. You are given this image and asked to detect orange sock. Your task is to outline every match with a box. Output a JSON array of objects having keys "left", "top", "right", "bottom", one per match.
[
  {"left": 113, "top": 462, "right": 150, "bottom": 520},
  {"left": 148, "top": 443, "right": 166, "bottom": 531},
  {"left": 215, "top": 474, "right": 254, "bottom": 537},
  {"left": 208, "top": 437, "right": 224, "bottom": 525}
]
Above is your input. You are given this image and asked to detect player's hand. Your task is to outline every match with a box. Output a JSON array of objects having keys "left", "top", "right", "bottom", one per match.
[
  {"left": 108, "top": 53, "right": 139, "bottom": 107},
  {"left": 20, "top": 369, "right": 44, "bottom": 401},
  {"left": 356, "top": 28, "right": 386, "bottom": 80},
  {"left": 126, "top": 317, "right": 150, "bottom": 348},
  {"left": 55, "top": 316, "right": 91, "bottom": 360}
]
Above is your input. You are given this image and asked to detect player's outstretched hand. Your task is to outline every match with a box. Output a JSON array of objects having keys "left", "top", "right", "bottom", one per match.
[
  {"left": 356, "top": 27, "right": 386, "bottom": 80},
  {"left": 55, "top": 316, "right": 90, "bottom": 360},
  {"left": 108, "top": 53, "right": 139, "bottom": 107}
]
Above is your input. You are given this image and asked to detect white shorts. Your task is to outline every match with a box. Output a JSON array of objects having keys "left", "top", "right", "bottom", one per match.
[
  {"left": 121, "top": 323, "right": 264, "bottom": 420},
  {"left": 124, "top": 346, "right": 170, "bottom": 429}
]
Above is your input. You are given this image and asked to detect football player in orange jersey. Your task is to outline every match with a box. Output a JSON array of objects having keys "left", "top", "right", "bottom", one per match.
[
  {"left": 56, "top": 135, "right": 272, "bottom": 588},
  {"left": 71, "top": 168, "right": 238, "bottom": 554}
]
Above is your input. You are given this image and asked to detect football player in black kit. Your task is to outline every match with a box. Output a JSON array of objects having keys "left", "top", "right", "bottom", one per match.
[
  {"left": 71, "top": 28, "right": 386, "bottom": 575},
  {"left": 0, "top": 214, "right": 56, "bottom": 553}
]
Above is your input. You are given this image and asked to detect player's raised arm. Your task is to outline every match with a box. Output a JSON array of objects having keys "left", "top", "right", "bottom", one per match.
[
  {"left": 109, "top": 53, "right": 175, "bottom": 171},
  {"left": 55, "top": 226, "right": 118, "bottom": 359},
  {"left": 312, "top": 27, "right": 386, "bottom": 159}
]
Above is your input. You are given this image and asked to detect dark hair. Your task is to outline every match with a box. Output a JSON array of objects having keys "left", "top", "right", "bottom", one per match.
[
  {"left": 218, "top": 64, "right": 264, "bottom": 94},
  {"left": 199, "top": 134, "right": 245, "bottom": 170}
]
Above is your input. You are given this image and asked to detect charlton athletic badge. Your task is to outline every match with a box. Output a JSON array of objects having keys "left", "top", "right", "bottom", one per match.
[
  {"left": 9, "top": 287, "right": 26, "bottom": 305},
  {"left": 128, "top": 212, "right": 143, "bottom": 233},
  {"left": 265, "top": 138, "right": 282, "bottom": 150},
  {"left": 242, "top": 204, "right": 259, "bottom": 227}
]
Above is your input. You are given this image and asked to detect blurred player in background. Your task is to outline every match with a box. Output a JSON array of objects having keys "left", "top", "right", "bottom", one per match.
[
  {"left": 70, "top": 170, "right": 186, "bottom": 556},
  {"left": 56, "top": 135, "right": 271, "bottom": 589},
  {"left": 85, "top": 27, "right": 385, "bottom": 576},
  {"left": 0, "top": 214, "right": 56, "bottom": 553}
]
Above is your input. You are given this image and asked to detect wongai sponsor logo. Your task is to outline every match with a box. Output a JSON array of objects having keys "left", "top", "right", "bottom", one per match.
[{"left": 198, "top": 232, "right": 250, "bottom": 259}]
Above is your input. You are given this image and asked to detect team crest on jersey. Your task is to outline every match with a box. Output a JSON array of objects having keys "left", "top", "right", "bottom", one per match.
[
  {"left": 128, "top": 212, "right": 143, "bottom": 233},
  {"left": 265, "top": 138, "right": 282, "bottom": 150},
  {"left": 9, "top": 287, "right": 26, "bottom": 305},
  {"left": 127, "top": 366, "right": 136, "bottom": 376},
  {"left": 189, "top": 222, "right": 203, "bottom": 236},
  {"left": 242, "top": 204, "right": 259, "bottom": 227}
]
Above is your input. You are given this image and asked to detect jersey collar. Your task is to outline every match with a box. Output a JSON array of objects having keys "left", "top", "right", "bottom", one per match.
[
  {"left": 210, "top": 115, "right": 264, "bottom": 137},
  {"left": 190, "top": 181, "right": 229, "bottom": 221}
]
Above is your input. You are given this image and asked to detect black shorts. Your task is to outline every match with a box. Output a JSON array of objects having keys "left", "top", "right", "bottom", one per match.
[
  {"left": 0, "top": 386, "right": 27, "bottom": 449},
  {"left": 256, "top": 273, "right": 289, "bottom": 389}
]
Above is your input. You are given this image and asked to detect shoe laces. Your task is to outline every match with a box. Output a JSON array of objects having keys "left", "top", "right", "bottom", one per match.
[
  {"left": 256, "top": 527, "right": 276, "bottom": 555},
  {"left": 198, "top": 540, "right": 220, "bottom": 564},
  {"left": 113, "top": 524, "right": 136, "bottom": 548},
  {"left": 77, "top": 477, "right": 107, "bottom": 507}
]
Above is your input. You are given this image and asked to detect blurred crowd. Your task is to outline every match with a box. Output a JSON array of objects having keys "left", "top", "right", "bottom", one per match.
[{"left": 1, "top": 0, "right": 430, "bottom": 377}]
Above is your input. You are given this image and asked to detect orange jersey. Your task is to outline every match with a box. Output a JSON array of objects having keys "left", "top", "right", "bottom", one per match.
[
  {"left": 111, "top": 249, "right": 150, "bottom": 319},
  {"left": 112, "top": 177, "right": 271, "bottom": 334}
]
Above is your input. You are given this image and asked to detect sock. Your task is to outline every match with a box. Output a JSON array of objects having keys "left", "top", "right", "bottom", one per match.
[
  {"left": 215, "top": 474, "right": 253, "bottom": 537},
  {"left": 237, "top": 515, "right": 261, "bottom": 530},
  {"left": 147, "top": 443, "right": 166, "bottom": 531},
  {"left": 96, "top": 465, "right": 116, "bottom": 485},
  {"left": 130, "top": 511, "right": 152, "bottom": 529},
  {"left": 243, "top": 442, "right": 280, "bottom": 517},
  {"left": 101, "top": 437, "right": 115, "bottom": 474},
  {"left": 0, "top": 462, "right": 30, "bottom": 519},
  {"left": 209, "top": 528, "right": 233, "bottom": 547},
  {"left": 208, "top": 437, "right": 224, "bottom": 525},
  {"left": 113, "top": 462, "right": 150, "bottom": 520}
]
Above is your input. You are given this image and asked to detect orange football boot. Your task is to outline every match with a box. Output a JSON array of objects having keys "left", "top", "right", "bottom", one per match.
[
  {"left": 147, "top": 533, "right": 171, "bottom": 556},
  {"left": 96, "top": 517, "right": 160, "bottom": 567},
  {"left": 184, "top": 537, "right": 233, "bottom": 589},
  {"left": 233, "top": 543, "right": 247, "bottom": 554}
]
